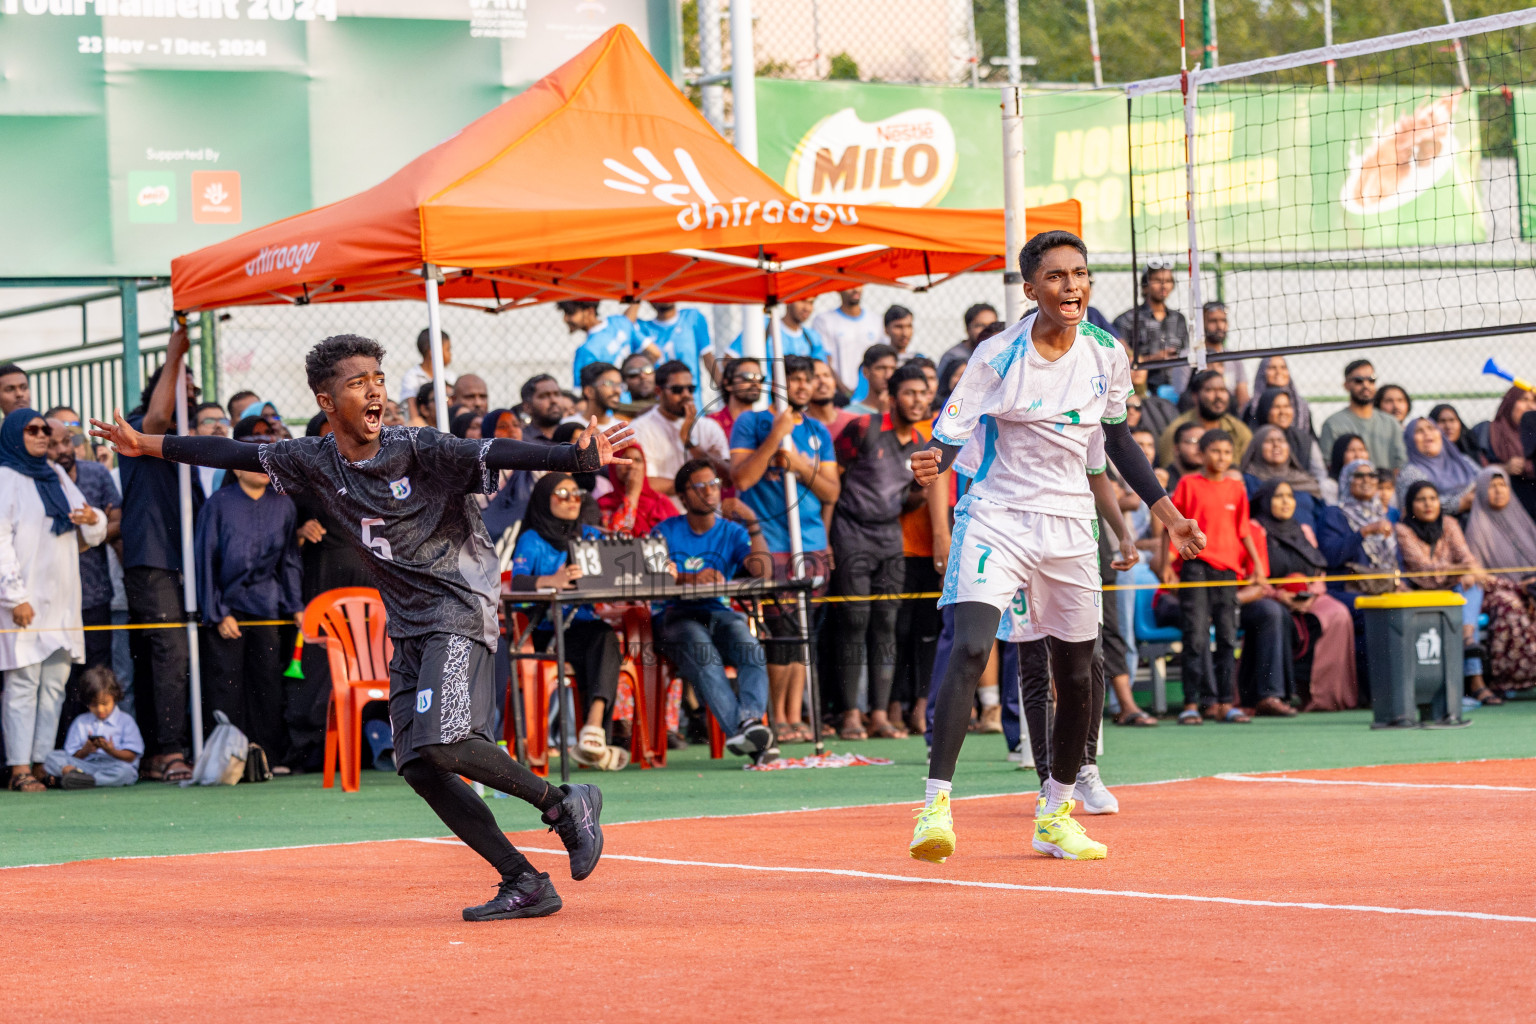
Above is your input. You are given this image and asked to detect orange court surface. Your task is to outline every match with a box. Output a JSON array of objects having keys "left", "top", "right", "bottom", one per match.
[{"left": 4, "top": 759, "right": 1533, "bottom": 1023}]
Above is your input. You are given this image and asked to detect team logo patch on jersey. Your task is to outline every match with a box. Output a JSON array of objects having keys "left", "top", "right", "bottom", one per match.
[
  {"left": 945, "top": 400, "right": 961, "bottom": 419},
  {"left": 416, "top": 689, "right": 433, "bottom": 714},
  {"left": 1091, "top": 374, "right": 1108, "bottom": 396},
  {"left": 389, "top": 477, "right": 411, "bottom": 500},
  {"left": 684, "top": 556, "right": 705, "bottom": 571}
]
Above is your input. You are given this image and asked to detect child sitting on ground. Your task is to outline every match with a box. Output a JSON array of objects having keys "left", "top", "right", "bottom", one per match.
[{"left": 44, "top": 667, "right": 142, "bottom": 789}]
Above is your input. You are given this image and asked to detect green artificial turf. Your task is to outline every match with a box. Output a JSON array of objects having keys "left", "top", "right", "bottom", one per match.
[{"left": 5, "top": 698, "right": 1533, "bottom": 868}]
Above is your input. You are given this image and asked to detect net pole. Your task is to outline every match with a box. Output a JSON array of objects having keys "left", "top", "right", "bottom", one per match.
[
  {"left": 729, "top": 0, "right": 763, "bottom": 369},
  {"left": 172, "top": 322, "right": 204, "bottom": 761},
  {"left": 1442, "top": 0, "right": 1473, "bottom": 91},
  {"left": 1000, "top": 85, "right": 1028, "bottom": 322},
  {"left": 1085, "top": 0, "right": 1104, "bottom": 89},
  {"left": 1004, "top": 0, "right": 1022, "bottom": 86},
  {"left": 424, "top": 264, "right": 449, "bottom": 432},
  {"left": 1180, "top": 71, "right": 1206, "bottom": 373},
  {"left": 1323, "top": 0, "right": 1335, "bottom": 90},
  {"left": 1201, "top": 0, "right": 1218, "bottom": 69}
]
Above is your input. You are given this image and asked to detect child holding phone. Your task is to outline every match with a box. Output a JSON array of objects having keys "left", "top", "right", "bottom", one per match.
[{"left": 44, "top": 667, "right": 141, "bottom": 788}]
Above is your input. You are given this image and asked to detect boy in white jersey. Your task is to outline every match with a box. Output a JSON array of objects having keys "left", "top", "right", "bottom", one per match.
[{"left": 909, "top": 231, "right": 1204, "bottom": 862}]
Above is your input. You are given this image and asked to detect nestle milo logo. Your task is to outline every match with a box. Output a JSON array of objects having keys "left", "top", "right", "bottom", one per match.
[{"left": 245, "top": 241, "right": 320, "bottom": 277}]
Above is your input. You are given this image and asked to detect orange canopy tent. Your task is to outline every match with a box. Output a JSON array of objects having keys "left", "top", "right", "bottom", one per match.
[{"left": 169, "top": 25, "right": 1078, "bottom": 314}]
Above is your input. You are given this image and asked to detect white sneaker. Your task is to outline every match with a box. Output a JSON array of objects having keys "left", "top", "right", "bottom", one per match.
[
  {"left": 1072, "top": 765, "right": 1119, "bottom": 815},
  {"left": 1007, "top": 743, "right": 1034, "bottom": 767}
]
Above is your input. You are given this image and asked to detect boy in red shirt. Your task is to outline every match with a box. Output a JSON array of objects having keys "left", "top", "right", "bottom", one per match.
[{"left": 1167, "top": 430, "right": 1262, "bottom": 724}]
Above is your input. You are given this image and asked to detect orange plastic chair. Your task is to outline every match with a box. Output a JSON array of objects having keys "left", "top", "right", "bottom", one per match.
[{"left": 303, "top": 587, "right": 393, "bottom": 793}]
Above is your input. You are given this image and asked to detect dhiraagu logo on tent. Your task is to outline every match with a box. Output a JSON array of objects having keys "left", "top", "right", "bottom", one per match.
[
  {"left": 600, "top": 144, "right": 859, "bottom": 232},
  {"left": 784, "top": 107, "right": 958, "bottom": 207}
]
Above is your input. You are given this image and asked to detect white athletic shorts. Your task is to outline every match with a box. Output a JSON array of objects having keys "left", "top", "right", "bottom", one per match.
[{"left": 939, "top": 495, "right": 1102, "bottom": 643}]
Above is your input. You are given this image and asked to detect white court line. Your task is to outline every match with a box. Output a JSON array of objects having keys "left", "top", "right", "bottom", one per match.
[
  {"left": 1216, "top": 772, "right": 1536, "bottom": 793},
  {"left": 0, "top": 778, "right": 1197, "bottom": 873},
  {"left": 410, "top": 839, "right": 1536, "bottom": 926}
]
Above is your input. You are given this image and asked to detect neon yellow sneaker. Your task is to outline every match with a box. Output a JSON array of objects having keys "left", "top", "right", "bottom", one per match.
[
  {"left": 909, "top": 792, "right": 956, "bottom": 864},
  {"left": 1032, "top": 798, "right": 1107, "bottom": 860}
]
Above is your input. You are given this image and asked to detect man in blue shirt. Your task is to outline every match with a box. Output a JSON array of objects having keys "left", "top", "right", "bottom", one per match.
[
  {"left": 560, "top": 299, "right": 661, "bottom": 388},
  {"left": 640, "top": 302, "right": 713, "bottom": 388},
  {"left": 729, "top": 298, "right": 827, "bottom": 361},
  {"left": 730, "top": 354, "right": 840, "bottom": 741},
  {"left": 654, "top": 458, "right": 775, "bottom": 763}
]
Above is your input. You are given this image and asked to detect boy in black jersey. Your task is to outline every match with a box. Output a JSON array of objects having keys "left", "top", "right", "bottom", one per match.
[{"left": 93, "top": 330, "right": 633, "bottom": 921}]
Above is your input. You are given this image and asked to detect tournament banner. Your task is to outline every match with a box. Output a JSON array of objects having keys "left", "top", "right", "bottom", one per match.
[
  {"left": 755, "top": 79, "right": 1486, "bottom": 253},
  {"left": 0, "top": 0, "right": 679, "bottom": 278}
]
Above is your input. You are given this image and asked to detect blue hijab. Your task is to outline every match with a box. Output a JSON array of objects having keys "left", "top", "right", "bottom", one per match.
[{"left": 0, "top": 409, "right": 73, "bottom": 535}]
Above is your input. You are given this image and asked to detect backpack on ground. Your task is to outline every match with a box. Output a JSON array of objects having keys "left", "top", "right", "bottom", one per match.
[{"left": 186, "top": 710, "right": 249, "bottom": 786}]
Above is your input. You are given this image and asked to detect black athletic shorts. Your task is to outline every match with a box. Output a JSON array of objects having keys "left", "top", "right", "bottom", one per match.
[{"left": 388, "top": 632, "right": 497, "bottom": 772}]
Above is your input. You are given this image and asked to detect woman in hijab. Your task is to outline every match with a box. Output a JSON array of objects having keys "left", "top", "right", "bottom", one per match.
[
  {"left": 1489, "top": 386, "right": 1536, "bottom": 519},
  {"left": 1397, "top": 416, "right": 1480, "bottom": 518},
  {"left": 509, "top": 472, "right": 627, "bottom": 771},
  {"left": 1336, "top": 459, "right": 1399, "bottom": 579},
  {"left": 552, "top": 421, "right": 607, "bottom": 520},
  {"left": 449, "top": 409, "right": 481, "bottom": 439},
  {"left": 1464, "top": 467, "right": 1536, "bottom": 692},
  {"left": 1252, "top": 387, "right": 1324, "bottom": 478},
  {"left": 1252, "top": 479, "right": 1358, "bottom": 711},
  {"left": 598, "top": 445, "right": 675, "bottom": 537},
  {"left": 474, "top": 409, "right": 533, "bottom": 545},
  {"left": 1327, "top": 433, "right": 1371, "bottom": 483},
  {"left": 1429, "top": 403, "right": 1483, "bottom": 464},
  {"left": 0, "top": 409, "right": 107, "bottom": 791},
  {"left": 1243, "top": 356, "right": 1315, "bottom": 437},
  {"left": 1240, "top": 426, "right": 1320, "bottom": 524},
  {"left": 1395, "top": 480, "right": 1500, "bottom": 705}
]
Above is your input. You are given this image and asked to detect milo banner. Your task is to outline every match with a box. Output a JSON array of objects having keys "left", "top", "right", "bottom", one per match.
[{"left": 756, "top": 79, "right": 1488, "bottom": 253}]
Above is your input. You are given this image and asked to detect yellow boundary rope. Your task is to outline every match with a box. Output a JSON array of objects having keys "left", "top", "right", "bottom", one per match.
[
  {"left": 3, "top": 563, "right": 1525, "bottom": 630},
  {"left": 806, "top": 564, "right": 1536, "bottom": 603}
]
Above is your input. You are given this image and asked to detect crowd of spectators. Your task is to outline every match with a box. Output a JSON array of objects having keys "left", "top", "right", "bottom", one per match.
[{"left": 3, "top": 270, "right": 1533, "bottom": 789}]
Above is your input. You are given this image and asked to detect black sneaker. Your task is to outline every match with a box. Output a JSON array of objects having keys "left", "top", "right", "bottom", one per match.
[
  {"left": 542, "top": 783, "right": 604, "bottom": 881},
  {"left": 462, "top": 871, "right": 562, "bottom": 922},
  {"left": 725, "top": 722, "right": 772, "bottom": 758},
  {"left": 60, "top": 771, "right": 96, "bottom": 790}
]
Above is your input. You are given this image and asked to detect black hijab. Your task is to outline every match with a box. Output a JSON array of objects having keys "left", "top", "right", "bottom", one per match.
[
  {"left": 1401, "top": 480, "right": 1445, "bottom": 547},
  {"left": 1327, "top": 432, "right": 1365, "bottom": 480},
  {"left": 524, "top": 472, "right": 582, "bottom": 550},
  {"left": 449, "top": 410, "right": 479, "bottom": 439},
  {"left": 1427, "top": 403, "right": 1482, "bottom": 462},
  {"left": 1254, "top": 387, "right": 1318, "bottom": 471},
  {"left": 1253, "top": 478, "right": 1326, "bottom": 575}
]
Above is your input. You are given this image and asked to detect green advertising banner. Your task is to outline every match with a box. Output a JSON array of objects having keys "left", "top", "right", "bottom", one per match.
[
  {"left": 756, "top": 79, "right": 1487, "bottom": 253},
  {"left": 0, "top": 0, "right": 679, "bottom": 278}
]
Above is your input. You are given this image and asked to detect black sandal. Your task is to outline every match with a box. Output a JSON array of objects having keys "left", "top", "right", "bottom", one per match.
[
  {"left": 9, "top": 771, "right": 45, "bottom": 792},
  {"left": 1115, "top": 709, "right": 1159, "bottom": 727},
  {"left": 1470, "top": 687, "right": 1504, "bottom": 706}
]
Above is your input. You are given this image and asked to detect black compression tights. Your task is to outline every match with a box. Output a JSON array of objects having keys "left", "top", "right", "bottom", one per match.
[
  {"left": 928, "top": 603, "right": 1097, "bottom": 786},
  {"left": 401, "top": 739, "right": 567, "bottom": 881},
  {"left": 1018, "top": 638, "right": 1106, "bottom": 786}
]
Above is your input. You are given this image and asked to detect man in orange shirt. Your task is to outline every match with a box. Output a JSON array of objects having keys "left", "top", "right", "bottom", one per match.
[{"left": 1166, "top": 429, "right": 1263, "bottom": 724}]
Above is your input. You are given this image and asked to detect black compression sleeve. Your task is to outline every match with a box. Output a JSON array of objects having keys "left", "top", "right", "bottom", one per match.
[
  {"left": 483, "top": 437, "right": 591, "bottom": 474},
  {"left": 159, "top": 434, "right": 266, "bottom": 472},
  {"left": 1103, "top": 420, "right": 1167, "bottom": 509},
  {"left": 929, "top": 439, "right": 962, "bottom": 475}
]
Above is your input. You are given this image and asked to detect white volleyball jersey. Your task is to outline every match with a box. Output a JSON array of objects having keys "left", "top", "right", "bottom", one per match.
[{"left": 934, "top": 314, "right": 1129, "bottom": 520}]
